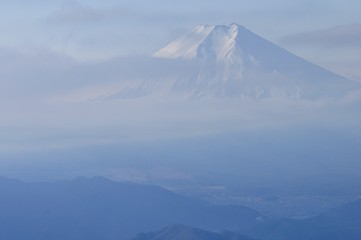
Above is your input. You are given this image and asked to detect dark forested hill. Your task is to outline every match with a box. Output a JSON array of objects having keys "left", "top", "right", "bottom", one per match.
[{"left": 131, "top": 224, "right": 257, "bottom": 240}]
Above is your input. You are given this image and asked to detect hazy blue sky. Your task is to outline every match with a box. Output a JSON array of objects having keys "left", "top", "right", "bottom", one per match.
[
  {"left": 0, "top": 1, "right": 360, "bottom": 184},
  {"left": 1, "top": 0, "right": 361, "bottom": 80}
]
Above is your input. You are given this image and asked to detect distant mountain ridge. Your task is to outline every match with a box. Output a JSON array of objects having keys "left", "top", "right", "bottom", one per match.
[
  {"left": 1, "top": 176, "right": 361, "bottom": 240},
  {"left": 0, "top": 176, "right": 260, "bottom": 240},
  {"left": 131, "top": 224, "right": 256, "bottom": 240},
  {"left": 132, "top": 199, "right": 361, "bottom": 240}
]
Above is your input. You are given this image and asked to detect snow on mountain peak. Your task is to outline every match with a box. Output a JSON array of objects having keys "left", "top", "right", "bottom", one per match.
[
  {"left": 152, "top": 24, "right": 215, "bottom": 60},
  {"left": 153, "top": 23, "right": 257, "bottom": 65}
]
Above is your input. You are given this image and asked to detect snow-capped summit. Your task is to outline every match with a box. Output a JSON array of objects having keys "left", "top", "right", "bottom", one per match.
[{"left": 153, "top": 23, "right": 257, "bottom": 65}]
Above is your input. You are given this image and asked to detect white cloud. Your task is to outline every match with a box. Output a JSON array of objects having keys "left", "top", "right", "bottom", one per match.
[{"left": 281, "top": 23, "right": 361, "bottom": 48}]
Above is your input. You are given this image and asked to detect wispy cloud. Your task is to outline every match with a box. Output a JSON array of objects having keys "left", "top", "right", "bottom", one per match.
[
  {"left": 46, "top": 1, "right": 187, "bottom": 25},
  {"left": 281, "top": 23, "right": 361, "bottom": 48},
  {"left": 47, "top": 0, "right": 104, "bottom": 23}
]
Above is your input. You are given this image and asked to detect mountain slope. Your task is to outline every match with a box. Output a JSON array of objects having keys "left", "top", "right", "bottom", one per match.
[
  {"left": 0, "top": 176, "right": 260, "bottom": 240},
  {"left": 131, "top": 224, "right": 256, "bottom": 240}
]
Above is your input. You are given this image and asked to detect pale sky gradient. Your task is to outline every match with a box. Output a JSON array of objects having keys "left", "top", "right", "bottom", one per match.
[{"left": 1, "top": 0, "right": 361, "bottom": 81}]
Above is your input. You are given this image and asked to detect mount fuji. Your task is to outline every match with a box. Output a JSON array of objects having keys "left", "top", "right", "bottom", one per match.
[
  {"left": 62, "top": 24, "right": 361, "bottom": 101},
  {"left": 151, "top": 23, "right": 359, "bottom": 99}
]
